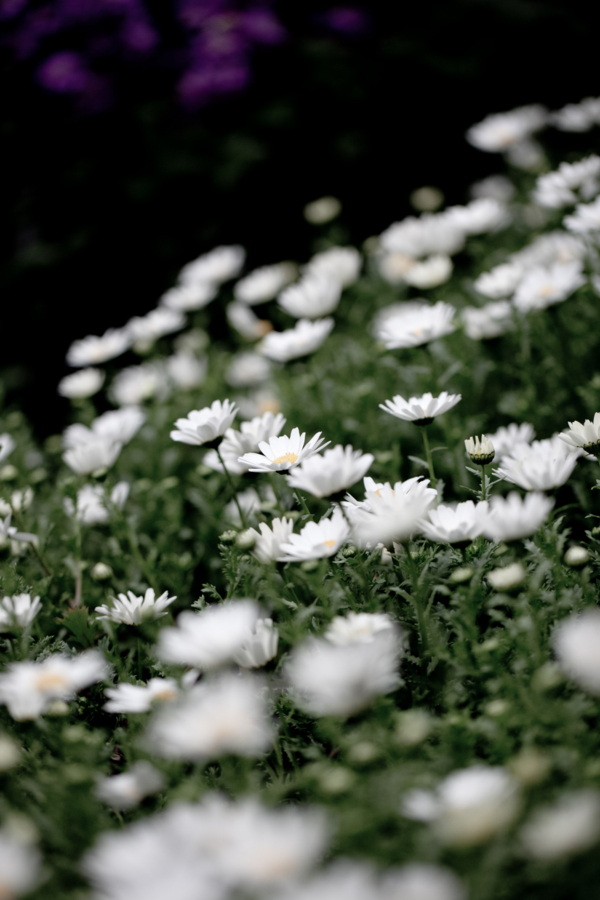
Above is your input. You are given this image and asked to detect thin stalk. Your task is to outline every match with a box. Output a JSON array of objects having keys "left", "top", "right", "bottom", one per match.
[
  {"left": 402, "top": 543, "right": 430, "bottom": 655},
  {"left": 480, "top": 465, "right": 487, "bottom": 502},
  {"left": 422, "top": 428, "right": 436, "bottom": 484},
  {"left": 294, "top": 490, "right": 313, "bottom": 520},
  {"left": 217, "top": 447, "right": 246, "bottom": 529},
  {"left": 269, "top": 474, "right": 284, "bottom": 516}
]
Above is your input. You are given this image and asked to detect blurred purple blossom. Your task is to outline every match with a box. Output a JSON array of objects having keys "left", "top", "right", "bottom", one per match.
[{"left": 319, "top": 5, "right": 369, "bottom": 35}]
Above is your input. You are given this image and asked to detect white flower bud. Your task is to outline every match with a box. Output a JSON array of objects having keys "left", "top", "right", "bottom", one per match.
[
  {"left": 465, "top": 435, "right": 495, "bottom": 465},
  {"left": 565, "top": 545, "right": 589, "bottom": 566}
]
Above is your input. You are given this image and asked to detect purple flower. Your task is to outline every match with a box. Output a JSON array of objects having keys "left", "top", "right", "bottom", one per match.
[
  {"left": 0, "top": 0, "right": 28, "bottom": 21},
  {"left": 36, "top": 50, "right": 92, "bottom": 93},
  {"left": 242, "top": 7, "right": 285, "bottom": 44},
  {"left": 320, "top": 5, "right": 369, "bottom": 35},
  {"left": 177, "top": 59, "right": 249, "bottom": 107}
]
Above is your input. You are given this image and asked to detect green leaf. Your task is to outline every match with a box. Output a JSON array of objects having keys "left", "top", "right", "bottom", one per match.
[{"left": 56, "top": 607, "right": 97, "bottom": 648}]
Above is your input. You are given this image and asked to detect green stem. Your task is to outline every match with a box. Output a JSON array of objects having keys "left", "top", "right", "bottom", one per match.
[
  {"left": 480, "top": 465, "right": 487, "bottom": 502},
  {"left": 217, "top": 447, "right": 247, "bottom": 529},
  {"left": 422, "top": 428, "right": 435, "bottom": 485},
  {"left": 294, "top": 491, "right": 313, "bottom": 520},
  {"left": 403, "top": 544, "right": 430, "bottom": 655},
  {"left": 269, "top": 474, "right": 284, "bottom": 517}
]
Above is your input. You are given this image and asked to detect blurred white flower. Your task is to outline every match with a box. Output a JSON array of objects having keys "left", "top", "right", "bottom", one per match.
[
  {"left": 434, "top": 765, "right": 520, "bottom": 846},
  {"left": 286, "top": 444, "right": 374, "bottom": 498},
  {"left": 380, "top": 391, "right": 461, "bottom": 425},
  {"left": 66, "top": 327, "right": 131, "bottom": 367},
  {"left": 225, "top": 351, "right": 271, "bottom": 387},
  {"left": 95, "top": 588, "right": 176, "bottom": 625},
  {"left": 64, "top": 406, "right": 145, "bottom": 448},
  {"left": 65, "top": 481, "right": 129, "bottom": 525},
  {"left": 0, "top": 828, "right": 42, "bottom": 898},
  {"left": 478, "top": 492, "right": 554, "bottom": 542},
  {"left": 486, "top": 561, "right": 526, "bottom": 590},
  {"left": 324, "top": 612, "right": 395, "bottom": 645},
  {"left": 259, "top": 318, "right": 334, "bottom": 362},
  {"left": 286, "top": 628, "right": 402, "bottom": 717},
  {"left": 521, "top": 790, "right": 600, "bottom": 859},
  {"left": 304, "top": 246, "right": 362, "bottom": 287},
  {"left": 512, "top": 261, "right": 585, "bottom": 313},
  {"left": 466, "top": 105, "right": 547, "bottom": 153},
  {"left": 207, "top": 412, "right": 287, "bottom": 475},
  {"left": 171, "top": 399, "right": 238, "bottom": 446},
  {"left": 304, "top": 195, "right": 342, "bottom": 224},
  {"left": 470, "top": 174, "right": 515, "bottom": 202},
  {"left": 127, "top": 308, "right": 185, "bottom": 354},
  {"left": 234, "top": 262, "right": 297, "bottom": 304},
  {"left": 278, "top": 273, "right": 342, "bottom": 319},
  {"left": 224, "top": 487, "right": 262, "bottom": 526},
  {"left": 346, "top": 477, "right": 436, "bottom": 547},
  {"left": 0, "top": 593, "right": 41, "bottom": 631},
  {"left": 486, "top": 422, "right": 535, "bottom": 459},
  {"left": 277, "top": 508, "right": 350, "bottom": 562},
  {"left": 564, "top": 195, "right": 600, "bottom": 233},
  {"left": 179, "top": 245, "right": 245, "bottom": 287},
  {"left": 110, "top": 362, "right": 167, "bottom": 406},
  {"left": 533, "top": 156, "right": 600, "bottom": 208},
  {"left": 167, "top": 353, "right": 207, "bottom": 390},
  {"left": 464, "top": 435, "right": 495, "bottom": 465},
  {"left": 375, "top": 301, "right": 456, "bottom": 350},
  {"left": 247, "top": 517, "right": 295, "bottom": 563},
  {"left": 495, "top": 435, "right": 580, "bottom": 491},
  {"left": 0, "top": 513, "right": 37, "bottom": 548},
  {"left": 232, "top": 618, "right": 279, "bottom": 668},
  {"left": 550, "top": 97, "right": 600, "bottom": 132},
  {"left": 227, "top": 301, "right": 273, "bottom": 340},
  {"left": 403, "top": 255, "right": 453, "bottom": 289},
  {"left": 160, "top": 281, "right": 217, "bottom": 312},
  {"left": 559, "top": 411, "right": 600, "bottom": 453},
  {"left": 380, "top": 214, "right": 465, "bottom": 258},
  {"left": 384, "top": 864, "right": 466, "bottom": 900},
  {"left": 474, "top": 262, "right": 524, "bottom": 299},
  {"left": 239, "top": 427, "right": 328, "bottom": 474},
  {"left": 10, "top": 487, "right": 33, "bottom": 512},
  {"left": 58, "top": 367, "right": 105, "bottom": 399},
  {"left": 462, "top": 300, "right": 514, "bottom": 340},
  {"left": 274, "top": 861, "right": 381, "bottom": 900},
  {"left": 422, "top": 501, "right": 488, "bottom": 545},
  {"left": 0, "top": 434, "right": 15, "bottom": 465},
  {"left": 446, "top": 198, "right": 510, "bottom": 234},
  {"left": 554, "top": 608, "right": 600, "bottom": 693},
  {"left": 96, "top": 761, "right": 165, "bottom": 811},
  {"left": 63, "top": 437, "right": 122, "bottom": 475},
  {"left": 104, "top": 677, "right": 179, "bottom": 713},
  {"left": 0, "top": 650, "right": 108, "bottom": 720},
  {"left": 157, "top": 600, "right": 260, "bottom": 669},
  {"left": 147, "top": 671, "right": 274, "bottom": 760}
]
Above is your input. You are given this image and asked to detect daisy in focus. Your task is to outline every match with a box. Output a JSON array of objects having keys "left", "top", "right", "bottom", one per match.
[
  {"left": 171, "top": 399, "right": 239, "bottom": 446},
  {"left": 277, "top": 508, "right": 350, "bottom": 562},
  {"left": 380, "top": 391, "right": 461, "bottom": 426},
  {"left": 285, "top": 444, "right": 374, "bottom": 498},
  {"left": 239, "top": 427, "right": 329, "bottom": 473},
  {"left": 95, "top": 588, "right": 176, "bottom": 625}
]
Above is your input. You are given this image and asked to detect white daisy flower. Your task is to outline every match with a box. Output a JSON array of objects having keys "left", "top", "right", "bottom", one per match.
[
  {"left": 384, "top": 864, "right": 466, "bottom": 900},
  {"left": 247, "top": 517, "right": 295, "bottom": 563},
  {"left": 64, "top": 481, "right": 129, "bottom": 526},
  {"left": 324, "top": 611, "right": 395, "bottom": 645},
  {"left": 126, "top": 308, "right": 185, "bottom": 354},
  {"left": 375, "top": 301, "right": 456, "bottom": 349},
  {"left": 470, "top": 174, "right": 515, "bottom": 203},
  {"left": 533, "top": 156, "right": 600, "bottom": 208},
  {"left": 0, "top": 593, "right": 41, "bottom": 632},
  {"left": 422, "top": 501, "right": 488, "bottom": 545},
  {"left": 166, "top": 352, "right": 207, "bottom": 389},
  {"left": 495, "top": 436, "right": 580, "bottom": 491},
  {"left": 259, "top": 317, "right": 334, "bottom": 362},
  {"left": 95, "top": 588, "right": 176, "bottom": 625},
  {"left": 64, "top": 406, "right": 145, "bottom": 448},
  {"left": 178, "top": 244, "right": 245, "bottom": 286},
  {"left": 521, "top": 790, "right": 600, "bottom": 860},
  {"left": 147, "top": 671, "right": 274, "bottom": 760},
  {"left": 0, "top": 434, "right": 15, "bottom": 465},
  {"left": 465, "top": 435, "right": 495, "bottom": 465},
  {"left": 0, "top": 650, "right": 108, "bottom": 720},
  {"left": 379, "top": 214, "right": 465, "bottom": 258},
  {"left": 63, "top": 437, "right": 122, "bottom": 475},
  {"left": 96, "top": 761, "right": 165, "bottom": 811},
  {"left": 277, "top": 508, "right": 350, "bottom": 562},
  {"left": 466, "top": 104, "right": 547, "bottom": 153},
  {"left": 210, "top": 412, "right": 287, "bottom": 474},
  {"left": 403, "top": 255, "right": 453, "bottom": 288},
  {"left": 159, "top": 281, "right": 217, "bottom": 312},
  {"left": 157, "top": 600, "right": 260, "bottom": 669},
  {"left": 512, "top": 261, "right": 585, "bottom": 313},
  {"left": 278, "top": 273, "right": 341, "bottom": 319},
  {"left": 58, "top": 367, "right": 105, "bottom": 399},
  {"left": 103, "top": 678, "right": 179, "bottom": 713},
  {"left": 344, "top": 476, "right": 436, "bottom": 547},
  {"left": 110, "top": 361, "right": 167, "bottom": 406},
  {"left": 343, "top": 475, "right": 437, "bottom": 513},
  {"left": 234, "top": 262, "right": 297, "bottom": 305},
  {"left": 474, "top": 262, "right": 524, "bottom": 299},
  {"left": 304, "top": 195, "right": 342, "bottom": 223},
  {"left": 554, "top": 608, "right": 600, "bottom": 694},
  {"left": 564, "top": 195, "right": 600, "bottom": 233},
  {"left": 66, "top": 327, "right": 131, "bottom": 367},
  {"left": 171, "top": 399, "right": 238, "bottom": 447},
  {"left": 486, "top": 422, "right": 535, "bottom": 459},
  {"left": 239, "top": 426, "right": 328, "bottom": 474},
  {"left": 380, "top": 391, "right": 461, "bottom": 425},
  {"left": 0, "top": 829, "right": 42, "bottom": 898},
  {"left": 226, "top": 301, "right": 273, "bottom": 340},
  {"left": 285, "top": 444, "right": 374, "bottom": 498},
  {"left": 478, "top": 491, "right": 554, "bottom": 543},
  {"left": 304, "top": 246, "right": 362, "bottom": 287},
  {"left": 486, "top": 561, "right": 526, "bottom": 591},
  {"left": 550, "top": 97, "right": 600, "bottom": 132},
  {"left": 225, "top": 351, "right": 271, "bottom": 387},
  {"left": 559, "top": 411, "right": 600, "bottom": 453},
  {"left": 445, "top": 198, "right": 510, "bottom": 234},
  {"left": 286, "top": 628, "right": 402, "bottom": 717},
  {"left": 232, "top": 618, "right": 279, "bottom": 668},
  {"left": 462, "top": 300, "right": 514, "bottom": 340},
  {"left": 277, "top": 861, "right": 381, "bottom": 900}
]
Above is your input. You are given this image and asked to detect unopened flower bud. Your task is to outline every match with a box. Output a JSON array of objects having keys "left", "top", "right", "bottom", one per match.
[
  {"left": 91, "top": 562, "right": 113, "bottom": 581},
  {"left": 450, "top": 566, "right": 474, "bottom": 584},
  {"left": 219, "top": 530, "right": 237, "bottom": 545},
  {"left": 0, "top": 465, "right": 18, "bottom": 481},
  {"left": 487, "top": 561, "right": 526, "bottom": 591},
  {"left": 564, "top": 545, "right": 589, "bottom": 567},
  {"left": 465, "top": 435, "right": 495, "bottom": 465},
  {"left": 235, "top": 529, "right": 257, "bottom": 550}
]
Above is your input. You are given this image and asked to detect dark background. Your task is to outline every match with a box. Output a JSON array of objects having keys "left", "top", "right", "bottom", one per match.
[{"left": 0, "top": 0, "right": 598, "bottom": 437}]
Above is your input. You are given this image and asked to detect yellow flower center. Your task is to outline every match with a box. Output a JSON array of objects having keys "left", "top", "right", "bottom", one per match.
[
  {"left": 35, "top": 671, "right": 69, "bottom": 693},
  {"left": 153, "top": 689, "right": 177, "bottom": 702},
  {"left": 272, "top": 451, "right": 298, "bottom": 466},
  {"left": 538, "top": 284, "right": 555, "bottom": 297},
  {"left": 322, "top": 539, "right": 336, "bottom": 548}
]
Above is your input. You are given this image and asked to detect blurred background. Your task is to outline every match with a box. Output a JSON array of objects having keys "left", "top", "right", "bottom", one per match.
[{"left": 0, "top": 0, "right": 598, "bottom": 436}]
